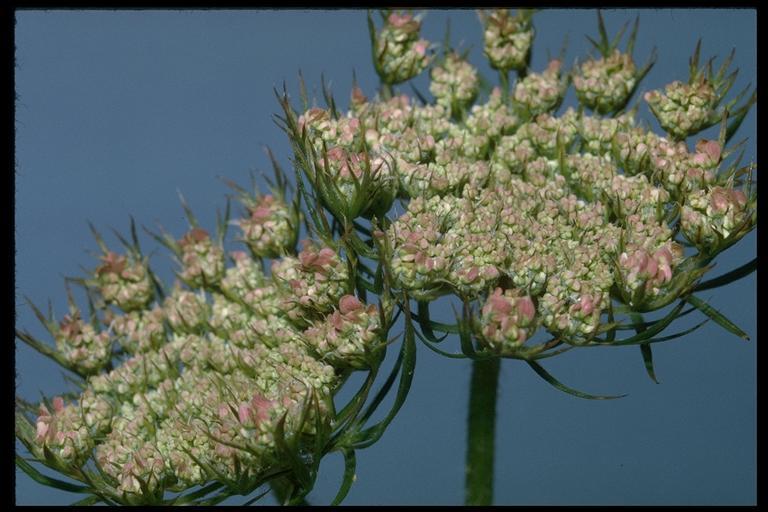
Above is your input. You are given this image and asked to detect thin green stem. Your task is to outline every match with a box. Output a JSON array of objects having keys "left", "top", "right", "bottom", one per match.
[
  {"left": 499, "top": 70, "right": 510, "bottom": 104},
  {"left": 380, "top": 82, "right": 394, "bottom": 101},
  {"left": 465, "top": 357, "right": 501, "bottom": 506}
]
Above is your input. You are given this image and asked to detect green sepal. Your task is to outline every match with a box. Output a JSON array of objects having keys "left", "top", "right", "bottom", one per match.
[
  {"left": 351, "top": 296, "right": 416, "bottom": 449},
  {"left": 693, "top": 257, "right": 756, "bottom": 293},
  {"left": 331, "top": 448, "right": 357, "bottom": 505},
  {"left": 526, "top": 361, "right": 627, "bottom": 400},
  {"left": 686, "top": 295, "right": 750, "bottom": 340},
  {"left": 16, "top": 455, "right": 91, "bottom": 493}
]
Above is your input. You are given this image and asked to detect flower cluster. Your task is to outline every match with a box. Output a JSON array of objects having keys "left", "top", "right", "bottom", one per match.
[
  {"left": 178, "top": 228, "right": 225, "bottom": 288},
  {"left": 645, "top": 80, "right": 717, "bottom": 140},
  {"left": 574, "top": 50, "right": 637, "bottom": 114},
  {"left": 94, "top": 252, "right": 154, "bottom": 311},
  {"left": 513, "top": 59, "right": 567, "bottom": 118},
  {"left": 373, "top": 12, "right": 431, "bottom": 85},
  {"left": 480, "top": 9, "right": 534, "bottom": 72},
  {"left": 272, "top": 241, "right": 351, "bottom": 324},
  {"left": 237, "top": 194, "right": 297, "bottom": 258},
  {"left": 429, "top": 52, "right": 479, "bottom": 115},
  {"left": 304, "top": 295, "right": 382, "bottom": 369},
  {"left": 54, "top": 307, "right": 112, "bottom": 374},
  {"left": 681, "top": 185, "right": 750, "bottom": 251},
  {"left": 478, "top": 288, "right": 537, "bottom": 353}
]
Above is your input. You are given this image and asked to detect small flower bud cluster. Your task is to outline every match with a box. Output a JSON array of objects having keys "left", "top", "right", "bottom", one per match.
[
  {"left": 478, "top": 288, "right": 537, "bottom": 353},
  {"left": 304, "top": 295, "right": 381, "bottom": 369},
  {"left": 517, "top": 108, "right": 579, "bottom": 159},
  {"left": 442, "top": 189, "right": 505, "bottom": 295},
  {"left": 34, "top": 397, "right": 93, "bottom": 468},
  {"left": 644, "top": 80, "right": 718, "bottom": 140},
  {"left": 178, "top": 228, "right": 225, "bottom": 288},
  {"left": 375, "top": 128, "right": 434, "bottom": 165},
  {"left": 579, "top": 112, "right": 634, "bottom": 156},
  {"left": 481, "top": 9, "right": 534, "bottom": 72},
  {"left": 574, "top": 50, "right": 637, "bottom": 114},
  {"left": 88, "top": 338, "right": 184, "bottom": 399},
  {"left": 94, "top": 252, "right": 154, "bottom": 311},
  {"left": 398, "top": 157, "right": 488, "bottom": 198},
  {"left": 79, "top": 389, "right": 113, "bottom": 435},
  {"left": 220, "top": 250, "right": 265, "bottom": 299},
  {"left": 54, "top": 308, "right": 112, "bottom": 374},
  {"left": 647, "top": 136, "right": 716, "bottom": 195},
  {"left": 237, "top": 195, "right": 297, "bottom": 258},
  {"left": 429, "top": 52, "right": 479, "bottom": 114},
  {"left": 374, "top": 12, "right": 431, "bottom": 84},
  {"left": 465, "top": 87, "right": 520, "bottom": 139},
  {"left": 370, "top": 95, "right": 413, "bottom": 136},
  {"left": 271, "top": 242, "right": 350, "bottom": 324},
  {"left": 162, "top": 284, "right": 210, "bottom": 334},
  {"left": 411, "top": 103, "right": 452, "bottom": 139},
  {"left": 565, "top": 153, "right": 617, "bottom": 201},
  {"left": 610, "top": 173, "right": 670, "bottom": 223},
  {"left": 492, "top": 135, "right": 536, "bottom": 178},
  {"left": 107, "top": 306, "right": 166, "bottom": 354},
  {"left": 618, "top": 241, "right": 683, "bottom": 303},
  {"left": 513, "top": 59, "right": 567, "bottom": 117},
  {"left": 612, "top": 126, "right": 659, "bottom": 176},
  {"left": 316, "top": 146, "right": 396, "bottom": 217},
  {"left": 681, "top": 185, "right": 750, "bottom": 250},
  {"left": 538, "top": 262, "right": 610, "bottom": 338},
  {"left": 389, "top": 197, "right": 455, "bottom": 300}
]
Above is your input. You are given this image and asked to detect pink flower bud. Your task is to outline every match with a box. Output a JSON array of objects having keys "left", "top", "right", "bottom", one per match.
[
  {"left": 238, "top": 403, "right": 251, "bottom": 424},
  {"left": 387, "top": 12, "right": 413, "bottom": 28},
  {"left": 710, "top": 188, "right": 731, "bottom": 212},
  {"left": 339, "top": 294, "right": 363, "bottom": 315},
  {"left": 413, "top": 40, "right": 428, "bottom": 56},
  {"left": 517, "top": 296, "right": 536, "bottom": 323},
  {"left": 731, "top": 189, "right": 748, "bottom": 207}
]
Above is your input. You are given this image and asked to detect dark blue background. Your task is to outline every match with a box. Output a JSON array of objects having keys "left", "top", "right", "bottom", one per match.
[{"left": 15, "top": 9, "right": 756, "bottom": 505}]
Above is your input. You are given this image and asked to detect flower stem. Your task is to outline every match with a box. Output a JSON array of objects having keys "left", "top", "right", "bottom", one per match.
[
  {"left": 465, "top": 356, "right": 501, "bottom": 505},
  {"left": 499, "top": 70, "right": 510, "bottom": 104},
  {"left": 380, "top": 82, "right": 394, "bottom": 101}
]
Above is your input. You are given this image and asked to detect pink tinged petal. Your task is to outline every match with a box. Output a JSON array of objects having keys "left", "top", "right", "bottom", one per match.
[
  {"left": 517, "top": 297, "right": 536, "bottom": 323},
  {"left": 466, "top": 266, "right": 480, "bottom": 282},
  {"left": 489, "top": 296, "right": 513, "bottom": 316},
  {"left": 659, "top": 263, "right": 673, "bottom": 282},
  {"left": 218, "top": 404, "right": 230, "bottom": 420},
  {"left": 644, "top": 257, "right": 658, "bottom": 278},
  {"left": 710, "top": 189, "right": 730, "bottom": 211},
  {"left": 238, "top": 403, "right": 251, "bottom": 424},
  {"left": 731, "top": 189, "right": 748, "bottom": 207},
  {"left": 692, "top": 153, "right": 708, "bottom": 166},
  {"left": 250, "top": 206, "right": 273, "bottom": 223},
  {"left": 251, "top": 395, "right": 274, "bottom": 423},
  {"left": 231, "top": 250, "right": 248, "bottom": 262},
  {"left": 35, "top": 421, "right": 49, "bottom": 442},
  {"left": 330, "top": 312, "right": 345, "bottom": 331},
  {"left": 579, "top": 295, "right": 594, "bottom": 316},
  {"left": 339, "top": 295, "right": 363, "bottom": 315},
  {"left": 414, "top": 40, "right": 428, "bottom": 56}
]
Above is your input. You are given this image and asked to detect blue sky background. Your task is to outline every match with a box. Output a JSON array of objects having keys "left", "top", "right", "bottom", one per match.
[{"left": 15, "top": 9, "right": 756, "bottom": 505}]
